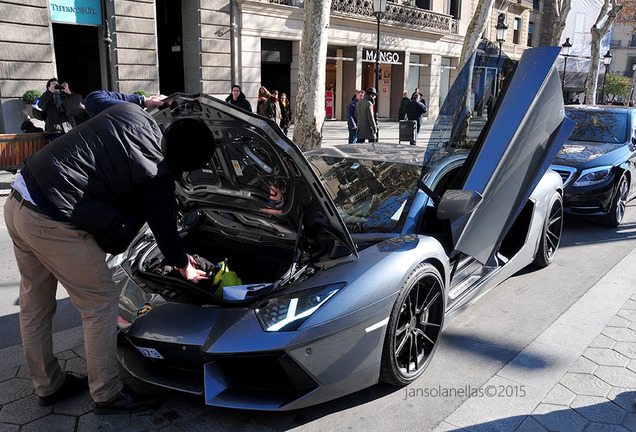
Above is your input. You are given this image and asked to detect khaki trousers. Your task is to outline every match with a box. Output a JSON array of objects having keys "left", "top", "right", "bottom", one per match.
[{"left": 4, "top": 195, "right": 124, "bottom": 402}]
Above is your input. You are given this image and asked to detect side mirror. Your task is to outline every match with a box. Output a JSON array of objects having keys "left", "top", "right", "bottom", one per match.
[{"left": 437, "top": 190, "right": 483, "bottom": 219}]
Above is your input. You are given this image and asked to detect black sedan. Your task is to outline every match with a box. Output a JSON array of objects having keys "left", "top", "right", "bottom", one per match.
[{"left": 550, "top": 105, "right": 636, "bottom": 226}]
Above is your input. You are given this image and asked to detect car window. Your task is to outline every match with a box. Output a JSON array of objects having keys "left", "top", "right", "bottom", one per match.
[
  {"left": 565, "top": 109, "right": 628, "bottom": 143},
  {"left": 308, "top": 156, "right": 420, "bottom": 234}
]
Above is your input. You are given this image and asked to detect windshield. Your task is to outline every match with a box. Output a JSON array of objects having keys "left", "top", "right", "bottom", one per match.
[
  {"left": 565, "top": 109, "right": 628, "bottom": 143},
  {"left": 307, "top": 155, "right": 420, "bottom": 234}
]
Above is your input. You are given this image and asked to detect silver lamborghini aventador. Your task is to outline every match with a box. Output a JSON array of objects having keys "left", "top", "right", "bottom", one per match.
[{"left": 111, "top": 42, "right": 576, "bottom": 410}]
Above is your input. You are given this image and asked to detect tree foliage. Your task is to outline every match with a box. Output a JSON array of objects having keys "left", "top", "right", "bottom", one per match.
[
  {"left": 604, "top": 73, "right": 631, "bottom": 101},
  {"left": 615, "top": 0, "right": 636, "bottom": 23}
]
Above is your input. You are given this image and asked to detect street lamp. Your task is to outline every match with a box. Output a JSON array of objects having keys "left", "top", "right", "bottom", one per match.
[
  {"left": 495, "top": 13, "right": 508, "bottom": 54},
  {"left": 601, "top": 50, "right": 612, "bottom": 104},
  {"left": 561, "top": 38, "right": 572, "bottom": 102},
  {"left": 373, "top": 0, "right": 386, "bottom": 140}
]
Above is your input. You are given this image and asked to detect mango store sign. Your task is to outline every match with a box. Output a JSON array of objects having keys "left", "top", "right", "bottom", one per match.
[
  {"left": 364, "top": 50, "right": 401, "bottom": 64},
  {"left": 50, "top": 0, "right": 101, "bottom": 25}
]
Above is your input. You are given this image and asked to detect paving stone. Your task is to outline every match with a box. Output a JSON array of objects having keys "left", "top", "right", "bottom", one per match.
[
  {"left": 20, "top": 413, "right": 77, "bottom": 432},
  {"left": 623, "top": 412, "right": 636, "bottom": 431},
  {"left": 543, "top": 383, "right": 576, "bottom": 406},
  {"left": 560, "top": 373, "right": 612, "bottom": 397},
  {"left": 623, "top": 298, "right": 636, "bottom": 309},
  {"left": 78, "top": 410, "right": 131, "bottom": 430},
  {"left": 0, "top": 423, "right": 20, "bottom": 432},
  {"left": 607, "top": 315, "right": 632, "bottom": 328},
  {"left": 15, "top": 365, "right": 30, "bottom": 380},
  {"left": 613, "top": 342, "right": 636, "bottom": 360},
  {"left": 52, "top": 392, "right": 93, "bottom": 417},
  {"left": 602, "top": 328, "right": 636, "bottom": 343},
  {"left": 0, "top": 367, "right": 18, "bottom": 383},
  {"left": 0, "top": 377, "right": 33, "bottom": 405},
  {"left": 583, "top": 348, "right": 629, "bottom": 367},
  {"left": 616, "top": 309, "right": 636, "bottom": 321},
  {"left": 56, "top": 350, "right": 77, "bottom": 361},
  {"left": 532, "top": 403, "right": 588, "bottom": 432},
  {"left": 571, "top": 395, "right": 627, "bottom": 424},
  {"left": 64, "top": 357, "right": 87, "bottom": 376},
  {"left": 515, "top": 416, "right": 548, "bottom": 431},
  {"left": 606, "top": 388, "right": 636, "bottom": 413},
  {"left": 569, "top": 357, "right": 599, "bottom": 374},
  {"left": 594, "top": 366, "right": 636, "bottom": 388},
  {"left": 581, "top": 423, "right": 629, "bottom": 431},
  {"left": 590, "top": 334, "right": 617, "bottom": 349},
  {"left": 0, "top": 396, "right": 52, "bottom": 424},
  {"left": 432, "top": 421, "right": 469, "bottom": 432}
]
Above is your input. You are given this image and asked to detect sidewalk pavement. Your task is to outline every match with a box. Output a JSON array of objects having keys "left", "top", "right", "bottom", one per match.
[{"left": 2, "top": 120, "right": 636, "bottom": 431}]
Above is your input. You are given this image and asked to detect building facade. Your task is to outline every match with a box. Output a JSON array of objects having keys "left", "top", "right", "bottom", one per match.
[{"left": 0, "top": 0, "right": 553, "bottom": 134}]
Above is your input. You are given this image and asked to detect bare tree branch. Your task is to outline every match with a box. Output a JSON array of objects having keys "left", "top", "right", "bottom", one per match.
[{"left": 550, "top": 0, "right": 572, "bottom": 46}]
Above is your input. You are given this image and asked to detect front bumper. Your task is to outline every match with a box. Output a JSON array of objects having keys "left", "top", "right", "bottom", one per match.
[{"left": 562, "top": 174, "right": 616, "bottom": 216}]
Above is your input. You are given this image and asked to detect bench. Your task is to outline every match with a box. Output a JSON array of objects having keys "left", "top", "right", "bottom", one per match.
[{"left": 0, "top": 133, "right": 49, "bottom": 172}]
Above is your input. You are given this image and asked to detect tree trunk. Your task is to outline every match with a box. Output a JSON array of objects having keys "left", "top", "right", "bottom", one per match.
[
  {"left": 292, "top": 0, "right": 332, "bottom": 151},
  {"left": 458, "top": 0, "right": 496, "bottom": 70},
  {"left": 550, "top": 0, "right": 572, "bottom": 46},
  {"left": 585, "top": 0, "right": 622, "bottom": 105}
]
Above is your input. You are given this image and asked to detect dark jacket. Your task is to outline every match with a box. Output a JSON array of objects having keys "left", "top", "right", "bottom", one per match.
[
  {"left": 225, "top": 92, "right": 252, "bottom": 112},
  {"left": 354, "top": 94, "right": 377, "bottom": 140},
  {"left": 37, "top": 90, "right": 74, "bottom": 134},
  {"left": 280, "top": 101, "right": 292, "bottom": 129},
  {"left": 21, "top": 98, "right": 188, "bottom": 267},
  {"left": 347, "top": 99, "right": 358, "bottom": 129},
  {"left": 405, "top": 99, "right": 427, "bottom": 125}
]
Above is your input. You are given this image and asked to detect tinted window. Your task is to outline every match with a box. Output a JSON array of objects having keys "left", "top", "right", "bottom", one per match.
[
  {"left": 565, "top": 109, "right": 628, "bottom": 143},
  {"left": 308, "top": 156, "right": 420, "bottom": 234}
]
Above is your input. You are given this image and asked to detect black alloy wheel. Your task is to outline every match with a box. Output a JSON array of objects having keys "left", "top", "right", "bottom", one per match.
[
  {"left": 533, "top": 192, "right": 563, "bottom": 268},
  {"left": 602, "top": 174, "right": 629, "bottom": 227},
  {"left": 380, "top": 263, "right": 444, "bottom": 386}
]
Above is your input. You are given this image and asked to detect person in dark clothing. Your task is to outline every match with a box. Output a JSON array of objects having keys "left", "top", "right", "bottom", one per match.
[
  {"left": 20, "top": 119, "right": 44, "bottom": 133},
  {"left": 399, "top": 92, "right": 410, "bottom": 120},
  {"left": 354, "top": 87, "right": 378, "bottom": 143},
  {"left": 257, "top": 86, "right": 270, "bottom": 117},
  {"left": 37, "top": 78, "right": 76, "bottom": 140},
  {"left": 4, "top": 91, "right": 213, "bottom": 415},
  {"left": 347, "top": 90, "right": 364, "bottom": 143},
  {"left": 266, "top": 90, "right": 283, "bottom": 127},
  {"left": 225, "top": 84, "right": 252, "bottom": 112},
  {"left": 405, "top": 93, "right": 427, "bottom": 145},
  {"left": 279, "top": 93, "right": 292, "bottom": 135}
]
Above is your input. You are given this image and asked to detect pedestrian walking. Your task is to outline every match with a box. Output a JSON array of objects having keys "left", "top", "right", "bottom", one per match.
[
  {"left": 4, "top": 90, "right": 213, "bottom": 415},
  {"left": 257, "top": 86, "right": 270, "bottom": 117},
  {"left": 225, "top": 84, "right": 252, "bottom": 112},
  {"left": 354, "top": 87, "right": 378, "bottom": 143},
  {"left": 279, "top": 92, "right": 292, "bottom": 135},
  {"left": 399, "top": 92, "right": 410, "bottom": 120},
  {"left": 405, "top": 92, "right": 427, "bottom": 146},
  {"left": 266, "top": 90, "right": 283, "bottom": 127},
  {"left": 347, "top": 90, "right": 364, "bottom": 143}
]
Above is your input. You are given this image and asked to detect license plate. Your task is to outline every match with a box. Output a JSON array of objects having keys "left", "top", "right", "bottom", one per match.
[{"left": 135, "top": 346, "right": 164, "bottom": 359}]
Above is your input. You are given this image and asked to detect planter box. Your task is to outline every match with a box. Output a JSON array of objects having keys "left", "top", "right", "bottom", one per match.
[{"left": 0, "top": 132, "right": 49, "bottom": 172}]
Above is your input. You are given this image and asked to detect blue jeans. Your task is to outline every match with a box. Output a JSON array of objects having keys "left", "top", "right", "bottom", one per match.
[{"left": 348, "top": 127, "right": 357, "bottom": 143}]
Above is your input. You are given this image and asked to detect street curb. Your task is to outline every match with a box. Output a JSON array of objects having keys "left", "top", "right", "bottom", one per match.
[{"left": 437, "top": 247, "right": 636, "bottom": 430}]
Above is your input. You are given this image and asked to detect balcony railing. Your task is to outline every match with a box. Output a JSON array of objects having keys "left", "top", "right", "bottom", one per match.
[
  {"left": 332, "top": 0, "right": 457, "bottom": 34},
  {"left": 258, "top": 0, "right": 458, "bottom": 34}
]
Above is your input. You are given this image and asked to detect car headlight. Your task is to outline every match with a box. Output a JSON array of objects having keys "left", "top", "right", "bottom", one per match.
[
  {"left": 572, "top": 166, "right": 613, "bottom": 187},
  {"left": 255, "top": 283, "right": 345, "bottom": 332}
]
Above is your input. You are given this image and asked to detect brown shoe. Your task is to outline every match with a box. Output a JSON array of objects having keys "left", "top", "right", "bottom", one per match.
[
  {"left": 94, "top": 386, "right": 160, "bottom": 415},
  {"left": 38, "top": 372, "right": 89, "bottom": 406}
]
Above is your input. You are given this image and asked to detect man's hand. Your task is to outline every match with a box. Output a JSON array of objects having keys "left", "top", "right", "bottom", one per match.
[
  {"left": 144, "top": 95, "right": 167, "bottom": 109},
  {"left": 178, "top": 255, "right": 208, "bottom": 282},
  {"left": 61, "top": 83, "right": 71, "bottom": 94}
]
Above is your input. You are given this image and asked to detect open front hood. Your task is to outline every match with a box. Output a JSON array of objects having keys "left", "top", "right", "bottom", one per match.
[{"left": 149, "top": 94, "right": 358, "bottom": 258}]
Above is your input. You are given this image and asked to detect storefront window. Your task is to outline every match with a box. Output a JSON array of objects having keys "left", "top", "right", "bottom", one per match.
[
  {"left": 408, "top": 54, "right": 420, "bottom": 96},
  {"left": 439, "top": 58, "right": 451, "bottom": 107}
]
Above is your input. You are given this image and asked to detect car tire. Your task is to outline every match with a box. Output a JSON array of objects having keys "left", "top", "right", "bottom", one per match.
[
  {"left": 380, "top": 263, "right": 445, "bottom": 386},
  {"left": 601, "top": 174, "right": 629, "bottom": 228},
  {"left": 533, "top": 192, "right": 563, "bottom": 268}
]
